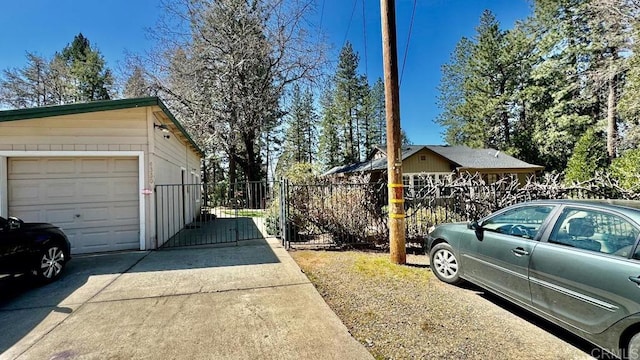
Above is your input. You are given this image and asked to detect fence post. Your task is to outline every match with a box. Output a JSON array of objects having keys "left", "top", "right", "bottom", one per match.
[
  {"left": 280, "top": 179, "right": 287, "bottom": 248},
  {"left": 155, "top": 185, "right": 159, "bottom": 250}
]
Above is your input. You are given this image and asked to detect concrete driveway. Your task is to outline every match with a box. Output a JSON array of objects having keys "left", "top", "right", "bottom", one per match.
[{"left": 0, "top": 238, "right": 372, "bottom": 360}]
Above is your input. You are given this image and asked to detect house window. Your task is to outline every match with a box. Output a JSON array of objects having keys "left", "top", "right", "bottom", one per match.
[
  {"left": 402, "top": 175, "right": 411, "bottom": 186},
  {"left": 420, "top": 155, "right": 426, "bottom": 161},
  {"left": 414, "top": 176, "right": 428, "bottom": 187}
]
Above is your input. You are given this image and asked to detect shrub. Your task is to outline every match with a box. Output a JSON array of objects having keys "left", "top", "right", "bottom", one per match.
[
  {"left": 565, "top": 128, "right": 608, "bottom": 184},
  {"left": 610, "top": 149, "right": 640, "bottom": 191}
]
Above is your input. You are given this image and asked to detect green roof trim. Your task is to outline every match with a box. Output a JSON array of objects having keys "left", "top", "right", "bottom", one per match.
[{"left": 0, "top": 97, "right": 204, "bottom": 157}]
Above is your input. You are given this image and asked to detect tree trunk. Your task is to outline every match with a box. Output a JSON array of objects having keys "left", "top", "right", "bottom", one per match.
[
  {"left": 228, "top": 145, "right": 237, "bottom": 201},
  {"left": 607, "top": 72, "right": 617, "bottom": 160}
]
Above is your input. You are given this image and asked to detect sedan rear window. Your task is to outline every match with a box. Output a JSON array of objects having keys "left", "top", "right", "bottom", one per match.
[{"left": 549, "top": 208, "right": 640, "bottom": 258}]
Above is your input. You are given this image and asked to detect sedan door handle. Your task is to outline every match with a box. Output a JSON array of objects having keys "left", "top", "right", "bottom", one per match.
[
  {"left": 629, "top": 276, "right": 640, "bottom": 285},
  {"left": 511, "top": 247, "right": 530, "bottom": 256}
]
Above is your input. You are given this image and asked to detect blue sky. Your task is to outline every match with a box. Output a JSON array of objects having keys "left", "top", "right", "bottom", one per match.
[{"left": 0, "top": 0, "right": 532, "bottom": 145}]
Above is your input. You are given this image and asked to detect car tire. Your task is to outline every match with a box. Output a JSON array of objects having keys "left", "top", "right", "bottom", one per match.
[
  {"left": 32, "top": 242, "right": 67, "bottom": 283},
  {"left": 627, "top": 332, "right": 640, "bottom": 360},
  {"left": 430, "top": 242, "right": 462, "bottom": 285}
]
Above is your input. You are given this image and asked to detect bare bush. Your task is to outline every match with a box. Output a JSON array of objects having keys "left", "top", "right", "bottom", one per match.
[{"left": 284, "top": 171, "right": 640, "bottom": 248}]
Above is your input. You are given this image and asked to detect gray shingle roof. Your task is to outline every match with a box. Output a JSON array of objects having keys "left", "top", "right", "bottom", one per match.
[
  {"left": 323, "top": 145, "right": 543, "bottom": 176},
  {"left": 425, "top": 145, "right": 544, "bottom": 170}
]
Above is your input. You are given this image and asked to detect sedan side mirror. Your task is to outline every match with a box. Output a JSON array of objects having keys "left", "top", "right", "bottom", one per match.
[
  {"left": 8, "top": 217, "right": 22, "bottom": 231},
  {"left": 467, "top": 220, "right": 481, "bottom": 230},
  {"left": 468, "top": 220, "right": 484, "bottom": 241}
]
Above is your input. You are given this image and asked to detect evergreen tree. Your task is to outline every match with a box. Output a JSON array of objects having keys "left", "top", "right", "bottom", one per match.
[
  {"left": 281, "top": 84, "right": 317, "bottom": 169},
  {"left": 436, "top": 37, "right": 474, "bottom": 146},
  {"left": 0, "top": 33, "right": 113, "bottom": 108},
  {"left": 370, "top": 78, "right": 386, "bottom": 146},
  {"left": 610, "top": 148, "right": 640, "bottom": 190},
  {"left": 334, "top": 42, "right": 363, "bottom": 164},
  {"left": 59, "top": 33, "right": 113, "bottom": 101},
  {"left": 318, "top": 84, "right": 342, "bottom": 169},
  {"left": 529, "top": 0, "right": 603, "bottom": 170},
  {"left": 564, "top": 128, "right": 608, "bottom": 183},
  {"left": 124, "top": 66, "right": 152, "bottom": 98},
  {"left": 437, "top": 12, "right": 535, "bottom": 155}
]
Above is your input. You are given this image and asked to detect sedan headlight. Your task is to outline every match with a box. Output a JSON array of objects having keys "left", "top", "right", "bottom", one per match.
[{"left": 427, "top": 225, "right": 436, "bottom": 235}]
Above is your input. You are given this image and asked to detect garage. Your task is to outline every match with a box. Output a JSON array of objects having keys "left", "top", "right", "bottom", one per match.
[
  {"left": 8, "top": 157, "right": 140, "bottom": 254},
  {"left": 0, "top": 97, "right": 204, "bottom": 253}
]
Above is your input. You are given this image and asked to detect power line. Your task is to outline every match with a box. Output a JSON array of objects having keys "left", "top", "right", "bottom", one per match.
[
  {"left": 342, "top": 0, "right": 359, "bottom": 48},
  {"left": 319, "top": 0, "right": 326, "bottom": 32},
  {"left": 361, "top": 0, "right": 368, "bottom": 79},
  {"left": 400, "top": 0, "right": 417, "bottom": 87}
]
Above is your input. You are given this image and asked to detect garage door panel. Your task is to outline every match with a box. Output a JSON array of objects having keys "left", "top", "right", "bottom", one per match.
[
  {"left": 81, "top": 207, "right": 110, "bottom": 222},
  {"left": 8, "top": 182, "right": 41, "bottom": 204},
  {"left": 80, "top": 158, "right": 109, "bottom": 173},
  {"left": 113, "top": 229, "right": 140, "bottom": 245},
  {"left": 79, "top": 180, "right": 111, "bottom": 198},
  {"left": 46, "top": 159, "right": 75, "bottom": 174},
  {"left": 8, "top": 158, "right": 40, "bottom": 175},
  {"left": 114, "top": 204, "right": 139, "bottom": 220},
  {"left": 113, "top": 179, "right": 139, "bottom": 197},
  {"left": 8, "top": 157, "right": 140, "bottom": 254},
  {"left": 113, "top": 158, "right": 138, "bottom": 173}
]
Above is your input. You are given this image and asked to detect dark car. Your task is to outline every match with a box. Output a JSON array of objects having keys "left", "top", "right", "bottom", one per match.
[
  {"left": 426, "top": 200, "right": 640, "bottom": 360},
  {"left": 0, "top": 216, "right": 71, "bottom": 283}
]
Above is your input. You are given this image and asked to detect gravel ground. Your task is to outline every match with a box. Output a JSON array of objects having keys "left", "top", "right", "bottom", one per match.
[{"left": 290, "top": 250, "right": 598, "bottom": 360}]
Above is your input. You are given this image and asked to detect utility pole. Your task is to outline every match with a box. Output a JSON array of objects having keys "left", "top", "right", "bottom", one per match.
[{"left": 380, "top": 0, "right": 406, "bottom": 264}]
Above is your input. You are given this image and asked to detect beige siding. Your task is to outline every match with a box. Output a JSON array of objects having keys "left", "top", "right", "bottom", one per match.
[
  {"left": 403, "top": 149, "right": 452, "bottom": 173},
  {"left": 0, "top": 108, "right": 148, "bottom": 149},
  {"left": 150, "top": 111, "right": 202, "bottom": 247}
]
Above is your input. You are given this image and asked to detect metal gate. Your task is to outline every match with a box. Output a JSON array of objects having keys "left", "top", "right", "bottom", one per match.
[{"left": 155, "top": 181, "right": 276, "bottom": 249}]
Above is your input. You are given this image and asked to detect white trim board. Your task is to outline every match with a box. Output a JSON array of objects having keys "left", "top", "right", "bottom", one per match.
[{"left": 0, "top": 151, "right": 147, "bottom": 251}]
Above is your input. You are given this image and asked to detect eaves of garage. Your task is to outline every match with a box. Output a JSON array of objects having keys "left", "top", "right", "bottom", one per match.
[{"left": 0, "top": 97, "right": 205, "bottom": 157}]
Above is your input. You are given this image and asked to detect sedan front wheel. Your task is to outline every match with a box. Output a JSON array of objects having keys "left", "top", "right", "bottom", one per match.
[
  {"left": 33, "top": 243, "right": 66, "bottom": 283},
  {"left": 430, "top": 242, "right": 462, "bottom": 285}
]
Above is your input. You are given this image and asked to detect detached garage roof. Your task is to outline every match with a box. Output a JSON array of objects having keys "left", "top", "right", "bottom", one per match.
[{"left": 0, "top": 97, "right": 204, "bottom": 156}]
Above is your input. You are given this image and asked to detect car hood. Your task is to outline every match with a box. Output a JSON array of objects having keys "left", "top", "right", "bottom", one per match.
[
  {"left": 429, "top": 222, "right": 471, "bottom": 245},
  {"left": 20, "top": 222, "right": 60, "bottom": 231},
  {"left": 433, "top": 222, "right": 469, "bottom": 232}
]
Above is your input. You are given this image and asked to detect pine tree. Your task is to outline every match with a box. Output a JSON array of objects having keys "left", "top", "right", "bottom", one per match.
[
  {"left": 124, "top": 66, "right": 151, "bottom": 98},
  {"left": 0, "top": 33, "right": 113, "bottom": 108},
  {"left": 318, "top": 84, "right": 342, "bottom": 170},
  {"left": 436, "top": 37, "right": 474, "bottom": 146},
  {"left": 334, "top": 42, "right": 363, "bottom": 164},
  {"left": 370, "top": 78, "right": 386, "bottom": 146},
  {"left": 437, "top": 11, "right": 534, "bottom": 153},
  {"left": 281, "top": 84, "right": 317, "bottom": 169},
  {"left": 565, "top": 128, "right": 608, "bottom": 183},
  {"left": 59, "top": 33, "right": 113, "bottom": 101}
]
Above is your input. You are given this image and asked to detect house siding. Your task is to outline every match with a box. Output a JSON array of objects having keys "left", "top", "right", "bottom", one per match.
[
  {"left": 149, "top": 110, "right": 202, "bottom": 247},
  {"left": 0, "top": 108, "right": 149, "bottom": 149},
  {"left": 403, "top": 149, "right": 452, "bottom": 173}
]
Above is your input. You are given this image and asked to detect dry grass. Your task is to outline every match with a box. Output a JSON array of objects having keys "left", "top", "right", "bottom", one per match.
[{"left": 291, "top": 250, "right": 593, "bottom": 360}]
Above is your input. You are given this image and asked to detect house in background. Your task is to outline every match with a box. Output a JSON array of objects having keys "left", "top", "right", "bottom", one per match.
[
  {"left": 0, "top": 97, "right": 203, "bottom": 254},
  {"left": 324, "top": 145, "right": 544, "bottom": 187}
]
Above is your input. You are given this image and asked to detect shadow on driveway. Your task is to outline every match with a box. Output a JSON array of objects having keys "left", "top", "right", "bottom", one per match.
[
  {"left": 0, "top": 237, "right": 279, "bottom": 356},
  {"left": 461, "top": 282, "right": 619, "bottom": 360}
]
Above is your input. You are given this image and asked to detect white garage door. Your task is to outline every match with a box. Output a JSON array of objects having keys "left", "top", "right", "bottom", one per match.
[{"left": 8, "top": 157, "right": 140, "bottom": 254}]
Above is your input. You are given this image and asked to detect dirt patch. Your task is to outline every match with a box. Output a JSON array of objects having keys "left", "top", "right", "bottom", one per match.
[{"left": 291, "top": 250, "right": 594, "bottom": 360}]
